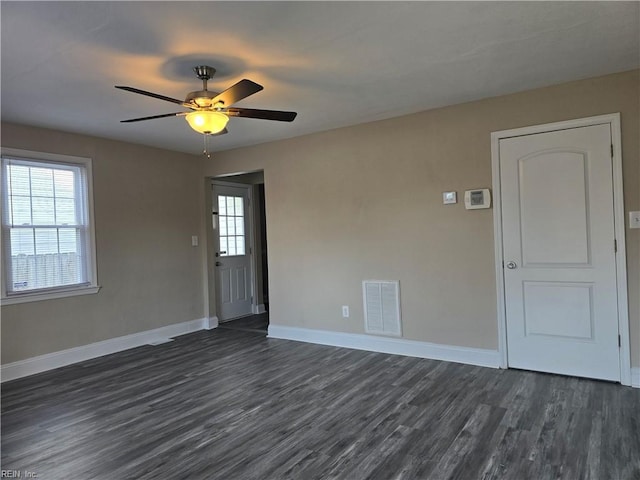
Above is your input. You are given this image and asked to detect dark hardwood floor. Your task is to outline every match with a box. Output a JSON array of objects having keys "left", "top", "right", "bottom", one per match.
[
  {"left": 218, "top": 313, "right": 269, "bottom": 334},
  {"left": 2, "top": 326, "right": 639, "bottom": 479}
]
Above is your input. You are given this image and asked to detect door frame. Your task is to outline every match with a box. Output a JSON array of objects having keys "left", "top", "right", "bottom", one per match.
[
  {"left": 211, "top": 179, "right": 258, "bottom": 320},
  {"left": 490, "top": 113, "right": 631, "bottom": 386}
]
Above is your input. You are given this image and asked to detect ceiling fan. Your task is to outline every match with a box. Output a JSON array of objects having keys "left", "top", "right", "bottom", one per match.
[{"left": 116, "top": 65, "right": 297, "bottom": 151}]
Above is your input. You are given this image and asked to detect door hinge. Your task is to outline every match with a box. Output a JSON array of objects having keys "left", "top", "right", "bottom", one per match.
[
  {"left": 618, "top": 334, "right": 621, "bottom": 347},
  {"left": 611, "top": 144, "right": 614, "bottom": 158},
  {"left": 614, "top": 239, "right": 617, "bottom": 253}
]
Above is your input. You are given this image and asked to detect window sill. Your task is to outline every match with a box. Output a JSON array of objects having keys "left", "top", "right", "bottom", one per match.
[{"left": 1, "top": 285, "right": 101, "bottom": 306}]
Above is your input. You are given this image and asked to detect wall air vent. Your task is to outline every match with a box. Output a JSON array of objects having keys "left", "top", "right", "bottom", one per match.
[{"left": 363, "top": 280, "right": 401, "bottom": 337}]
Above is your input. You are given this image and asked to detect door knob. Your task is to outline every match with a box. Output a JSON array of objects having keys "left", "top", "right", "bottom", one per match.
[
  {"left": 215, "top": 261, "right": 222, "bottom": 267},
  {"left": 506, "top": 261, "right": 517, "bottom": 269}
]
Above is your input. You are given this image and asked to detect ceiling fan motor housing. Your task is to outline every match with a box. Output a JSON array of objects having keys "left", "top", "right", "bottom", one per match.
[{"left": 185, "top": 90, "right": 221, "bottom": 108}]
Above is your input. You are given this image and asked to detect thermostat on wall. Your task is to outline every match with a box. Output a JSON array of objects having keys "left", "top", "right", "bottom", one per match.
[{"left": 464, "top": 189, "right": 491, "bottom": 209}]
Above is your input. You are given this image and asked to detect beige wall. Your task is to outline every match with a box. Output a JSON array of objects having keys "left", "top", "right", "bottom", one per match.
[
  {"left": 204, "top": 70, "right": 640, "bottom": 366},
  {"left": 2, "top": 70, "right": 637, "bottom": 368},
  {"left": 1, "top": 124, "right": 205, "bottom": 363}
]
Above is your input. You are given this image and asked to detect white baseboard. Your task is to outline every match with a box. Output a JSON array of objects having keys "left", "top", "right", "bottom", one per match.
[
  {"left": 268, "top": 325, "right": 501, "bottom": 369},
  {"left": 253, "top": 304, "right": 266, "bottom": 314},
  {"left": 1, "top": 317, "right": 208, "bottom": 383},
  {"left": 205, "top": 316, "right": 219, "bottom": 330},
  {"left": 632, "top": 367, "right": 640, "bottom": 388}
]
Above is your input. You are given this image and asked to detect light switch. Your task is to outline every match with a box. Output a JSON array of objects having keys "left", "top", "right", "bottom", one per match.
[
  {"left": 443, "top": 191, "right": 457, "bottom": 204},
  {"left": 191, "top": 235, "right": 199, "bottom": 246},
  {"left": 630, "top": 211, "right": 640, "bottom": 229}
]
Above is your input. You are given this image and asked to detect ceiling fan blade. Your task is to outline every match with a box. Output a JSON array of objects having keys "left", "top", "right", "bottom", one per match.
[
  {"left": 120, "top": 112, "right": 184, "bottom": 123},
  {"left": 226, "top": 107, "right": 297, "bottom": 122},
  {"left": 115, "top": 86, "right": 185, "bottom": 105},
  {"left": 211, "top": 79, "right": 263, "bottom": 107}
]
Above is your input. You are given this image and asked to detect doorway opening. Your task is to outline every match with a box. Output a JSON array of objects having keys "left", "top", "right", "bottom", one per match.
[{"left": 210, "top": 171, "right": 269, "bottom": 332}]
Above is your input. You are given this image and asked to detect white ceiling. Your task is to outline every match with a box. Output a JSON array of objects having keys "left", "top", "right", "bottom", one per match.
[{"left": 2, "top": 2, "right": 638, "bottom": 155}]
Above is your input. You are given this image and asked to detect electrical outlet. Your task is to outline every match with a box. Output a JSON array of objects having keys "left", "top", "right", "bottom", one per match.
[
  {"left": 191, "top": 235, "right": 199, "bottom": 246},
  {"left": 630, "top": 211, "right": 640, "bottom": 229},
  {"left": 342, "top": 305, "right": 350, "bottom": 318}
]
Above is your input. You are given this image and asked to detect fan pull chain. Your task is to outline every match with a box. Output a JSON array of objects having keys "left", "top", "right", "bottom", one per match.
[{"left": 203, "top": 134, "right": 211, "bottom": 158}]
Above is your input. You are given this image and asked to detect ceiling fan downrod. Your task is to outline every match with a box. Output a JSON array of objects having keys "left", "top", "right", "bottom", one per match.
[{"left": 194, "top": 65, "right": 216, "bottom": 91}]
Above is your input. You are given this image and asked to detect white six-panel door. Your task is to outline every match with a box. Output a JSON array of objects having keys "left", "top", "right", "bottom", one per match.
[{"left": 499, "top": 124, "right": 621, "bottom": 381}]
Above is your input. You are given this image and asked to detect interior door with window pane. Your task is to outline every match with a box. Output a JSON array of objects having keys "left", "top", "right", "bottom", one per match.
[{"left": 213, "top": 183, "right": 253, "bottom": 321}]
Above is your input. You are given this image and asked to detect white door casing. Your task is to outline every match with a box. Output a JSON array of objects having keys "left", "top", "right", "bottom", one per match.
[
  {"left": 491, "top": 114, "right": 630, "bottom": 385},
  {"left": 212, "top": 182, "right": 253, "bottom": 321}
]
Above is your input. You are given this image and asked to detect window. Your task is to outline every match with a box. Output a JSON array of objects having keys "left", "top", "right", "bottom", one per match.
[
  {"left": 1, "top": 149, "right": 99, "bottom": 304},
  {"left": 217, "top": 194, "right": 245, "bottom": 256}
]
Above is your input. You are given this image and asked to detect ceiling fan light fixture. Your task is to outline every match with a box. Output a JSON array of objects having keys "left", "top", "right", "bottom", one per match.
[{"left": 185, "top": 111, "right": 229, "bottom": 134}]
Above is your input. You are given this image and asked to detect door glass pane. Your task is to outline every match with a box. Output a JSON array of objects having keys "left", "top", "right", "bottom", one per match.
[
  {"left": 236, "top": 236, "right": 245, "bottom": 255},
  {"left": 227, "top": 237, "right": 236, "bottom": 256},
  {"left": 219, "top": 216, "right": 227, "bottom": 235},
  {"left": 217, "top": 194, "right": 246, "bottom": 257},
  {"left": 234, "top": 197, "right": 243, "bottom": 216},
  {"left": 218, "top": 195, "right": 227, "bottom": 216}
]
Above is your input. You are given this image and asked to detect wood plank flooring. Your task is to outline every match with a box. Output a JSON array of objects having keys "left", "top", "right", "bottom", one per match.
[
  {"left": 2, "top": 326, "right": 639, "bottom": 479},
  {"left": 218, "top": 313, "right": 269, "bottom": 334}
]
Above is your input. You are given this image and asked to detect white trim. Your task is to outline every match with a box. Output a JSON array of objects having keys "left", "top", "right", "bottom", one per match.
[
  {"left": 205, "top": 316, "right": 219, "bottom": 330},
  {"left": 268, "top": 325, "right": 501, "bottom": 368},
  {"left": 253, "top": 304, "right": 266, "bottom": 314},
  {"left": 212, "top": 179, "right": 255, "bottom": 189},
  {"left": 490, "top": 113, "right": 631, "bottom": 386},
  {"left": 1, "top": 285, "right": 100, "bottom": 305},
  {"left": 631, "top": 368, "right": 640, "bottom": 388},
  {"left": 250, "top": 185, "right": 261, "bottom": 317},
  {"left": 490, "top": 131, "right": 509, "bottom": 369},
  {"left": 490, "top": 113, "right": 622, "bottom": 139},
  {"left": 1, "top": 318, "right": 208, "bottom": 382},
  {"left": 609, "top": 114, "right": 632, "bottom": 386}
]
